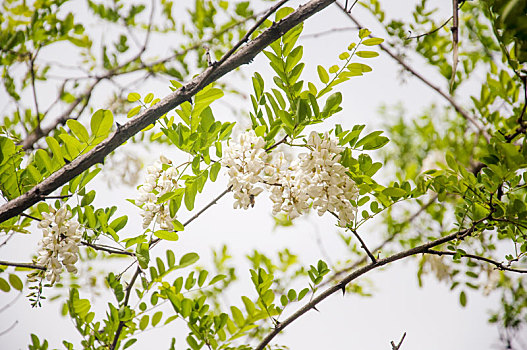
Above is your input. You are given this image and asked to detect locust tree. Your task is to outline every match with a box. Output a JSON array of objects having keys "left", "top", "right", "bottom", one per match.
[{"left": 1, "top": 0, "right": 527, "bottom": 349}]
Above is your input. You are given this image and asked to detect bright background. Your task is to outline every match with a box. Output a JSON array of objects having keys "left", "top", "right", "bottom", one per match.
[{"left": 0, "top": 1, "right": 514, "bottom": 349}]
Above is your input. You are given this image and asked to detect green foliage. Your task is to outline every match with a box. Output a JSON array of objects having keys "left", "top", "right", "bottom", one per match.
[{"left": 1, "top": 1, "right": 527, "bottom": 349}]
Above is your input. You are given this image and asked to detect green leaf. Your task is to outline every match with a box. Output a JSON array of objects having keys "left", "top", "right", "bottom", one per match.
[
  {"left": 382, "top": 187, "right": 407, "bottom": 197},
  {"left": 298, "top": 287, "right": 309, "bottom": 301},
  {"left": 154, "top": 230, "right": 179, "bottom": 241},
  {"left": 152, "top": 311, "right": 162, "bottom": 326},
  {"left": 356, "top": 51, "right": 379, "bottom": 58},
  {"left": 144, "top": 93, "right": 154, "bottom": 104},
  {"left": 362, "top": 38, "right": 384, "bottom": 46},
  {"left": 322, "top": 92, "right": 342, "bottom": 115},
  {"left": 317, "top": 65, "right": 329, "bottom": 84},
  {"left": 179, "top": 252, "right": 199, "bottom": 268},
  {"left": 67, "top": 120, "right": 90, "bottom": 143},
  {"left": 210, "top": 162, "right": 221, "bottom": 182},
  {"left": 459, "top": 290, "right": 467, "bottom": 307},
  {"left": 172, "top": 220, "right": 184, "bottom": 231},
  {"left": 90, "top": 110, "right": 113, "bottom": 137},
  {"left": 209, "top": 274, "right": 226, "bottom": 285},
  {"left": 198, "top": 270, "right": 208, "bottom": 287},
  {"left": 339, "top": 52, "right": 350, "bottom": 60},
  {"left": 359, "top": 28, "right": 372, "bottom": 39},
  {"left": 127, "top": 92, "right": 141, "bottom": 102},
  {"left": 73, "top": 298, "right": 91, "bottom": 319},
  {"left": 355, "top": 131, "right": 389, "bottom": 150},
  {"left": 109, "top": 216, "right": 128, "bottom": 232},
  {"left": 127, "top": 105, "right": 141, "bottom": 119},
  {"left": 136, "top": 243, "right": 150, "bottom": 269},
  {"left": 445, "top": 152, "right": 458, "bottom": 170},
  {"left": 139, "top": 315, "right": 149, "bottom": 331},
  {"left": 184, "top": 183, "right": 197, "bottom": 211},
  {"left": 0, "top": 277, "right": 10, "bottom": 292},
  {"left": 328, "top": 64, "right": 339, "bottom": 74},
  {"left": 123, "top": 339, "right": 137, "bottom": 349},
  {"left": 231, "top": 306, "right": 245, "bottom": 327}
]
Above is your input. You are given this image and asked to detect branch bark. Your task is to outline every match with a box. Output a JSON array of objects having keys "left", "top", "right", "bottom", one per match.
[
  {"left": 255, "top": 219, "right": 485, "bottom": 349},
  {"left": 335, "top": 1, "right": 490, "bottom": 142},
  {"left": 424, "top": 249, "right": 527, "bottom": 274},
  {"left": 0, "top": 260, "right": 46, "bottom": 271},
  {"left": 110, "top": 266, "right": 141, "bottom": 350},
  {"left": 0, "top": 0, "right": 337, "bottom": 224}
]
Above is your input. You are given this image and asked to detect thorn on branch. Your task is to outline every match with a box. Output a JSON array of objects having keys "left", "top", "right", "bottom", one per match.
[
  {"left": 341, "top": 285, "right": 346, "bottom": 296},
  {"left": 312, "top": 305, "right": 319, "bottom": 312}
]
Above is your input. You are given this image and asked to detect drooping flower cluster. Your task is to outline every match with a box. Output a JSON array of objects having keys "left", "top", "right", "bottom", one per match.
[
  {"left": 298, "top": 132, "right": 359, "bottom": 226},
  {"left": 136, "top": 155, "right": 178, "bottom": 229},
  {"left": 222, "top": 130, "right": 359, "bottom": 226},
  {"left": 221, "top": 129, "right": 268, "bottom": 209},
  {"left": 36, "top": 207, "right": 82, "bottom": 284}
]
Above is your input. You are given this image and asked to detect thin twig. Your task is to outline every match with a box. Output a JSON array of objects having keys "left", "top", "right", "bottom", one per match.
[
  {"left": 351, "top": 228, "right": 376, "bottom": 263},
  {"left": 0, "top": 233, "right": 15, "bottom": 248},
  {"left": 450, "top": 0, "right": 459, "bottom": 92},
  {"left": 29, "top": 46, "right": 42, "bottom": 125},
  {"left": 255, "top": 218, "right": 487, "bottom": 350},
  {"left": 200, "top": 0, "right": 291, "bottom": 83},
  {"left": 81, "top": 241, "right": 135, "bottom": 257},
  {"left": 265, "top": 135, "right": 288, "bottom": 152},
  {"left": 151, "top": 186, "right": 231, "bottom": 247},
  {"left": 320, "top": 195, "right": 438, "bottom": 288},
  {"left": 391, "top": 332, "right": 407, "bottom": 350},
  {"left": 405, "top": 16, "right": 453, "bottom": 40},
  {"left": 20, "top": 213, "right": 41, "bottom": 221},
  {"left": 0, "top": 260, "right": 46, "bottom": 271},
  {"left": 0, "top": 0, "right": 337, "bottom": 224},
  {"left": 111, "top": 266, "right": 141, "bottom": 350},
  {"left": 334, "top": 2, "right": 491, "bottom": 143},
  {"left": 424, "top": 249, "right": 527, "bottom": 273},
  {"left": 39, "top": 194, "right": 72, "bottom": 200},
  {"left": 0, "top": 321, "right": 18, "bottom": 337}
]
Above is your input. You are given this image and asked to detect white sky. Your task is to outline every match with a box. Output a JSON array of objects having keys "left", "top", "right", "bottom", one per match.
[{"left": 0, "top": 1, "right": 519, "bottom": 349}]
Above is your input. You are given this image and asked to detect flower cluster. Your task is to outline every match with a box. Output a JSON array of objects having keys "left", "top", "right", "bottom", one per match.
[
  {"left": 221, "top": 130, "right": 267, "bottom": 209},
  {"left": 36, "top": 207, "right": 82, "bottom": 284},
  {"left": 222, "top": 130, "right": 359, "bottom": 226},
  {"left": 298, "top": 132, "right": 359, "bottom": 226},
  {"left": 136, "top": 155, "right": 178, "bottom": 229}
]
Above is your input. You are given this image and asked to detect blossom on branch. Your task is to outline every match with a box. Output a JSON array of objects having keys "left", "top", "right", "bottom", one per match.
[
  {"left": 36, "top": 206, "right": 82, "bottom": 284},
  {"left": 222, "top": 130, "right": 359, "bottom": 226},
  {"left": 221, "top": 130, "right": 267, "bottom": 209},
  {"left": 136, "top": 155, "right": 178, "bottom": 229}
]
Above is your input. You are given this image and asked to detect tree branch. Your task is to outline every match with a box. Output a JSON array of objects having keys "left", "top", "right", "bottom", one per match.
[
  {"left": 450, "top": 0, "right": 459, "bottom": 92},
  {"left": 323, "top": 195, "right": 438, "bottom": 285},
  {"left": 335, "top": 1, "right": 490, "bottom": 142},
  {"left": 424, "top": 249, "right": 527, "bottom": 274},
  {"left": 19, "top": 6, "right": 266, "bottom": 151},
  {"left": 110, "top": 266, "right": 141, "bottom": 350},
  {"left": 0, "top": 260, "right": 46, "bottom": 271},
  {"left": 405, "top": 16, "right": 453, "bottom": 40},
  {"left": 350, "top": 228, "right": 376, "bottom": 263},
  {"left": 81, "top": 241, "right": 135, "bottom": 257},
  {"left": 0, "top": 0, "right": 337, "bottom": 224},
  {"left": 151, "top": 186, "right": 231, "bottom": 247},
  {"left": 391, "top": 332, "right": 407, "bottom": 350},
  {"left": 255, "top": 219, "right": 485, "bottom": 349}
]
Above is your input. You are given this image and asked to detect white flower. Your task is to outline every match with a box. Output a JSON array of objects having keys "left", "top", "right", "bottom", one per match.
[
  {"left": 221, "top": 130, "right": 267, "bottom": 209},
  {"left": 297, "top": 132, "right": 358, "bottom": 226},
  {"left": 222, "top": 130, "right": 359, "bottom": 226},
  {"left": 136, "top": 155, "right": 178, "bottom": 229},
  {"left": 37, "top": 206, "right": 82, "bottom": 285}
]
